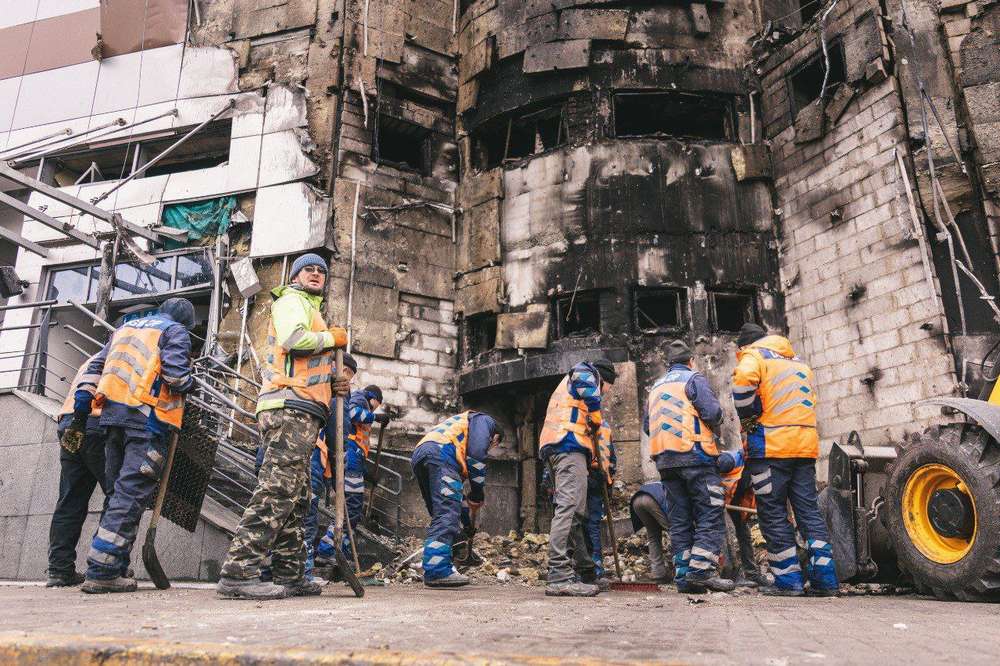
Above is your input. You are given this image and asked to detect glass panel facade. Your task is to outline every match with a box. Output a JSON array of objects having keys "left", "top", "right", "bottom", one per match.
[
  {"left": 175, "top": 251, "right": 213, "bottom": 289},
  {"left": 46, "top": 265, "right": 93, "bottom": 302}
]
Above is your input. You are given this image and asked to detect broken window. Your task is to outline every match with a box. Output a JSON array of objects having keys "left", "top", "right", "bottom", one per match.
[
  {"left": 44, "top": 249, "right": 214, "bottom": 305},
  {"left": 32, "top": 120, "right": 232, "bottom": 186},
  {"left": 789, "top": 42, "right": 846, "bottom": 114},
  {"left": 470, "top": 100, "right": 568, "bottom": 170},
  {"left": 552, "top": 291, "right": 601, "bottom": 339},
  {"left": 709, "top": 289, "right": 758, "bottom": 334},
  {"left": 634, "top": 287, "right": 686, "bottom": 334},
  {"left": 467, "top": 313, "right": 497, "bottom": 357},
  {"left": 613, "top": 92, "right": 734, "bottom": 141},
  {"left": 374, "top": 114, "right": 430, "bottom": 173}
]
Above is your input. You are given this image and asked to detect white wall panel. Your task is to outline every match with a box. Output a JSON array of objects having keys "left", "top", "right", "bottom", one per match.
[
  {"left": 177, "top": 47, "right": 238, "bottom": 99},
  {"left": 136, "top": 44, "right": 184, "bottom": 107},
  {"left": 225, "top": 134, "right": 262, "bottom": 192},
  {"left": 34, "top": 0, "right": 98, "bottom": 21},
  {"left": 11, "top": 61, "right": 99, "bottom": 129},
  {"left": 250, "top": 182, "right": 328, "bottom": 258},
  {"left": 0, "top": 1, "right": 39, "bottom": 30},
  {"left": 0, "top": 78, "right": 22, "bottom": 133},
  {"left": 162, "top": 164, "right": 231, "bottom": 201},
  {"left": 258, "top": 130, "right": 318, "bottom": 187},
  {"left": 92, "top": 52, "right": 142, "bottom": 115}
]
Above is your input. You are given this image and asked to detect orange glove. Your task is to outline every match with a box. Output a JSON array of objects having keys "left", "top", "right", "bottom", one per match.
[{"left": 328, "top": 326, "right": 348, "bottom": 349}]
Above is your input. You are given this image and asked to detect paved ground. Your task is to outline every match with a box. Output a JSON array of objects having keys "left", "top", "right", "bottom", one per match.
[{"left": 0, "top": 581, "right": 998, "bottom": 665}]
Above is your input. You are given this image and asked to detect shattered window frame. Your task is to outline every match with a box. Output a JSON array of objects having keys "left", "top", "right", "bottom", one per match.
[
  {"left": 612, "top": 90, "right": 736, "bottom": 142},
  {"left": 470, "top": 98, "right": 570, "bottom": 170},
  {"left": 22, "top": 120, "right": 233, "bottom": 187},
  {"left": 787, "top": 40, "right": 847, "bottom": 116},
  {"left": 552, "top": 290, "right": 602, "bottom": 339},
  {"left": 708, "top": 288, "right": 759, "bottom": 334},
  {"left": 633, "top": 286, "right": 687, "bottom": 335},
  {"left": 43, "top": 247, "right": 214, "bottom": 306},
  {"left": 466, "top": 312, "right": 498, "bottom": 358}
]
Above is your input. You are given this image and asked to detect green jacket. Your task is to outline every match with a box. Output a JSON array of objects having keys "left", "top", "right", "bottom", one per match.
[{"left": 256, "top": 285, "right": 335, "bottom": 417}]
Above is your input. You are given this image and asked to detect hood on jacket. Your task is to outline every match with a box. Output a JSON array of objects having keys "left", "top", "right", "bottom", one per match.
[
  {"left": 738, "top": 334, "right": 796, "bottom": 360},
  {"left": 271, "top": 284, "right": 324, "bottom": 309}
]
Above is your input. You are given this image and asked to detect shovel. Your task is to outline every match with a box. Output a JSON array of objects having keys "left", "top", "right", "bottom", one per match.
[
  {"left": 363, "top": 420, "right": 387, "bottom": 523},
  {"left": 142, "top": 431, "right": 179, "bottom": 590},
  {"left": 333, "top": 348, "right": 364, "bottom": 598}
]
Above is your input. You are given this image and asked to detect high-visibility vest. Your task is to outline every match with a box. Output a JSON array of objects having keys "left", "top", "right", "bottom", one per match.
[
  {"left": 647, "top": 368, "right": 718, "bottom": 459},
  {"left": 349, "top": 420, "right": 372, "bottom": 456},
  {"left": 417, "top": 411, "right": 472, "bottom": 478},
  {"left": 745, "top": 349, "right": 817, "bottom": 430},
  {"left": 96, "top": 317, "right": 184, "bottom": 428},
  {"left": 59, "top": 355, "right": 103, "bottom": 418},
  {"left": 539, "top": 375, "right": 612, "bottom": 478},
  {"left": 258, "top": 307, "right": 334, "bottom": 414}
]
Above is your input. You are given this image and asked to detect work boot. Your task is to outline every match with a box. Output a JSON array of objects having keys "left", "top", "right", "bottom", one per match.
[
  {"left": 424, "top": 571, "right": 470, "bottom": 588},
  {"left": 685, "top": 572, "right": 736, "bottom": 593},
  {"left": 46, "top": 571, "right": 85, "bottom": 587},
  {"left": 676, "top": 580, "right": 706, "bottom": 594},
  {"left": 759, "top": 584, "right": 805, "bottom": 597},
  {"left": 545, "top": 579, "right": 600, "bottom": 597},
  {"left": 283, "top": 578, "right": 323, "bottom": 597},
  {"left": 579, "top": 571, "right": 610, "bottom": 593},
  {"left": 733, "top": 575, "right": 759, "bottom": 589},
  {"left": 807, "top": 586, "right": 840, "bottom": 597},
  {"left": 650, "top": 568, "right": 671, "bottom": 583},
  {"left": 80, "top": 577, "right": 138, "bottom": 594},
  {"left": 216, "top": 577, "right": 288, "bottom": 600}
]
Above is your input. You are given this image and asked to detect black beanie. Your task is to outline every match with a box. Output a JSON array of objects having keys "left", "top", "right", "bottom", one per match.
[
  {"left": 341, "top": 352, "right": 358, "bottom": 373},
  {"left": 364, "top": 384, "right": 383, "bottom": 403},
  {"left": 591, "top": 359, "right": 617, "bottom": 384},
  {"left": 737, "top": 322, "right": 767, "bottom": 347},
  {"left": 666, "top": 340, "right": 692, "bottom": 366}
]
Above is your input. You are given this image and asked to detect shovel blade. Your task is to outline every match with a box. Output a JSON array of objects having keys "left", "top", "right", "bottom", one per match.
[
  {"left": 335, "top": 548, "right": 365, "bottom": 598},
  {"left": 141, "top": 526, "right": 170, "bottom": 590}
]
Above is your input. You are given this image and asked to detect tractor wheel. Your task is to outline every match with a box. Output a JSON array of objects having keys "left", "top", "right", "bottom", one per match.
[{"left": 883, "top": 423, "right": 1000, "bottom": 601}]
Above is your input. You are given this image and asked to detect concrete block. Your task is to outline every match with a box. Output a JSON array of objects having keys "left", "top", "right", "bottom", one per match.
[
  {"left": 27, "top": 441, "right": 60, "bottom": 516},
  {"left": 15, "top": 513, "right": 53, "bottom": 580},
  {"left": 0, "top": 443, "right": 41, "bottom": 517},
  {"left": 0, "top": 516, "right": 28, "bottom": 578},
  {"left": 398, "top": 347, "right": 438, "bottom": 365},
  {"left": 0, "top": 394, "right": 50, "bottom": 447}
]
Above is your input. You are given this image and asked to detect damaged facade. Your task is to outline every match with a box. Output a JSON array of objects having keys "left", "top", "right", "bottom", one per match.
[{"left": 0, "top": 0, "right": 998, "bottom": 562}]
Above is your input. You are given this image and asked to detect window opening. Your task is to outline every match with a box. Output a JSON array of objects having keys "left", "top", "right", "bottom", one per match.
[
  {"left": 614, "top": 92, "right": 734, "bottom": 141},
  {"left": 467, "top": 313, "right": 497, "bottom": 357},
  {"left": 553, "top": 291, "right": 601, "bottom": 338},
  {"left": 709, "top": 289, "right": 757, "bottom": 333},
  {"left": 634, "top": 287, "right": 685, "bottom": 334},
  {"left": 374, "top": 114, "right": 429, "bottom": 173},
  {"left": 789, "top": 42, "right": 846, "bottom": 114},
  {"left": 470, "top": 100, "right": 568, "bottom": 170}
]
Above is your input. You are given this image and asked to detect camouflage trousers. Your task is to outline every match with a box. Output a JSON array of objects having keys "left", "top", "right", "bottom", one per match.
[{"left": 220, "top": 408, "right": 322, "bottom": 583}]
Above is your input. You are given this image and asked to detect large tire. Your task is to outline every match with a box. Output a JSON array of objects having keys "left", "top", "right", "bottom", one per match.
[{"left": 883, "top": 423, "right": 1000, "bottom": 601}]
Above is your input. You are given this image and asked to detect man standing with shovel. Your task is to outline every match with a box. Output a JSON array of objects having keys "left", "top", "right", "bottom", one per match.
[{"left": 216, "top": 253, "right": 349, "bottom": 600}]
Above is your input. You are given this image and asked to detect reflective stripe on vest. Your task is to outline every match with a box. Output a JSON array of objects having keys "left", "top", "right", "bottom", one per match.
[
  {"left": 257, "top": 307, "right": 333, "bottom": 413},
  {"left": 349, "top": 422, "right": 372, "bottom": 456},
  {"left": 59, "top": 356, "right": 103, "bottom": 418},
  {"left": 95, "top": 317, "right": 184, "bottom": 428},
  {"left": 539, "top": 376, "right": 612, "bottom": 477},
  {"left": 753, "top": 350, "right": 817, "bottom": 428},
  {"left": 417, "top": 411, "right": 471, "bottom": 478},
  {"left": 647, "top": 369, "right": 718, "bottom": 458}
]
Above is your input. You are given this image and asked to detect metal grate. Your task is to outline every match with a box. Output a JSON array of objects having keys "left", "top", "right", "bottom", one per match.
[{"left": 162, "top": 403, "right": 223, "bottom": 532}]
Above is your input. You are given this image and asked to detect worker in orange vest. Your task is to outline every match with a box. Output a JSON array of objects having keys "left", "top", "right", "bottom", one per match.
[
  {"left": 72, "top": 298, "right": 196, "bottom": 594},
  {"left": 46, "top": 355, "right": 109, "bottom": 588},
  {"left": 539, "top": 359, "right": 616, "bottom": 597}
]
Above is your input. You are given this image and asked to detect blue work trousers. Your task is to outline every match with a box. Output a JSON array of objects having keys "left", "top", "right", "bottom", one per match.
[
  {"left": 316, "top": 442, "right": 365, "bottom": 560},
  {"left": 750, "top": 458, "right": 838, "bottom": 591},
  {"left": 660, "top": 464, "right": 726, "bottom": 583},
  {"left": 412, "top": 443, "right": 464, "bottom": 581},
  {"left": 86, "top": 427, "right": 169, "bottom": 580},
  {"left": 585, "top": 491, "right": 606, "bottom": 577}
]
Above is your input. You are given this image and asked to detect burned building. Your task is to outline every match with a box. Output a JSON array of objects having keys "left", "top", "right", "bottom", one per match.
[{"left": 0, "top": 0, "right": 998, "bottom": 578}]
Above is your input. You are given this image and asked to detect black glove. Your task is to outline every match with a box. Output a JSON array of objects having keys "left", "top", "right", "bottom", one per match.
[
  {"left": 60, "top": 413, "right": 88, "bottom": 453},
  {"left": 373, "top": 412, "right": 391, "bottom": 425},
  {"left": 331, "top": 374, "right": 351, "bottom": 397}
]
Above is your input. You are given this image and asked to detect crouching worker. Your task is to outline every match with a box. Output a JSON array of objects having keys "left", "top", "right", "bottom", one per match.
[
  {"left": 628, "top": 482, "right": 672, "bottom": 583},
  {"left": 411, "top": 411, "right": 500, "bottom": 587},
  {"left": 73, "top": 298, "right": 196, "bottom": 594},
  {"left": 646, "top": 340, "right": 734, "bottom": 593},
  {"left": 47, "top": 355, "right": 110, "bottom": 587},
  {"left": 540, "top": 359, "right": 616, "bottom": 597},
  {"left": 732, "top": 323, "right": 838, "bottom": 597}
]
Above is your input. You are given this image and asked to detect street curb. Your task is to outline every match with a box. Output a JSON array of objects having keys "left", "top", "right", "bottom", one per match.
[{"left": 0, "top": 632, "right": 672, "bottom": 665}]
